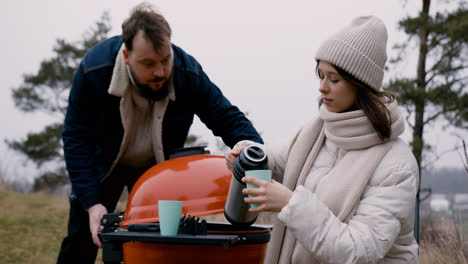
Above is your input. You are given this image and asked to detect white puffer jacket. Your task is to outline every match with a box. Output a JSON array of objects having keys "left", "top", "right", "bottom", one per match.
[{"left": 265, "top": 136, "right": 419, "bottom": 263}]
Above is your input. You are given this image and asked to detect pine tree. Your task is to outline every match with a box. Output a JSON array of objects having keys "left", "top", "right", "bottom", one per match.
[
  {"left": 387, "top": 0, "right": 468, "bottom": 171},
  {"left": 385, "top": 0, "right": 468, "bottom": 241},
  {"left": 6, "top": 12, "right": 112, "bottom": 192}
]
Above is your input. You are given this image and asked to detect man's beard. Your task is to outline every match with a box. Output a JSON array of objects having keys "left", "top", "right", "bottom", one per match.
[
  {"left": 137, "top": 81, "right": 169, "bottom": 101},
  {"left": 129, "top": 68, "right": 169, "bottom": 101}
]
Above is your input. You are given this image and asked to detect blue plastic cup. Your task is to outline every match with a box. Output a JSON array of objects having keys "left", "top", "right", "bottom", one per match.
[
  {"left": 245, "top": 170, "right": 272, "bottom": 208},
  {"left": 158, "top": 200, "right": 183, "bottom": 236}
]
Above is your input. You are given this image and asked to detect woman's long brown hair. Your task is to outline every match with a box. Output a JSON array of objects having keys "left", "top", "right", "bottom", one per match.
[{"left": 316, "top": 61, "right": 397, "bottom": 140}]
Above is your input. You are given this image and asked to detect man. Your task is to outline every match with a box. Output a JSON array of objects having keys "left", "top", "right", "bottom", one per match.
[{"left": 57, "top": 3, "right": 263, "bottom": 264}]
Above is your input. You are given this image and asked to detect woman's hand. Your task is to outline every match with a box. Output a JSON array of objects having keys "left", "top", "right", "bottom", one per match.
[
  {"left": 242, "top": 177, "right": 293, "bottom": 212},
  {"left": 225, "top": 140, "right": 257, "bottom": 171}
]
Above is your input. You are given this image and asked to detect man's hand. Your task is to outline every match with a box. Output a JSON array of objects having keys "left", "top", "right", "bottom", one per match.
[
  {"left": 88, "top": 203, "right": 108, "bottom": 248},
  {"left": 225, "top": 140, "right": 259, "bottom": 171}
]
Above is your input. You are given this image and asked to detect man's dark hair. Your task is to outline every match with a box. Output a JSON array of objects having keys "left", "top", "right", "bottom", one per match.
[{"left": 122, "top": 3, "right": 172, "bottom": 51}]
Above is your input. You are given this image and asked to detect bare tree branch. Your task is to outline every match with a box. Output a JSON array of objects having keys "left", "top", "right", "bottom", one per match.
[
  {"left": 426, "top": 64, "right": 468, "bottom": 86},
  {"left": 406, "top": 114, "right": 415, "bottom": 130},
  {"left": 422, "top": 145, "right": 459, "bottom": 170},
  {"left": 423, "top": 111, "right": 444, "bottom": 125},
  {"left": 459, "top": 140, "right": 468, "bottom": 174}
]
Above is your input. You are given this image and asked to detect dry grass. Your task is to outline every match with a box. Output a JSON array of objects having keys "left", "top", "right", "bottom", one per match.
[
  {"left": 0, "top": 184, "right": 69, "bottom": 263},
  {"left": 0, "top": 185, "right": 104, "bottom": 264},
  {"left": 420, "top": 230, "right": 467, "bottom": 263},
  {"left": 419, "top": 216, "right": 468, "bottom": 264}
]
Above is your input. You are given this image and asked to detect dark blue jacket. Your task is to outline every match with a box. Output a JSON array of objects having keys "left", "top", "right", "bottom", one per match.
[{"left": 63, "top": 36, "right": 263, "bottom": 209}]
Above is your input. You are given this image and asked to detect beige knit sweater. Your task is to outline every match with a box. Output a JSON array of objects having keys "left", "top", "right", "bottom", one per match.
[{"left": 100, "top": 45, "right": 175, "bottom": 182}]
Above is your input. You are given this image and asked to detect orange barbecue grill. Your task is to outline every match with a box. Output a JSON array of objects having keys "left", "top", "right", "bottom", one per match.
[{"left": 99, "top": 147, "right": 272, "bottom": 263}]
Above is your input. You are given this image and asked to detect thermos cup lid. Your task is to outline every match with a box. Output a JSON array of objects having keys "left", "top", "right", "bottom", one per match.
[{"left": 243, "top": 145, "right": 267, "bottom": 163}]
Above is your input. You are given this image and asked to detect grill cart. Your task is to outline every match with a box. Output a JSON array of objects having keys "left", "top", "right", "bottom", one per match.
[{"left": 99, "top": 147, "right": 272, "bottom": 263}]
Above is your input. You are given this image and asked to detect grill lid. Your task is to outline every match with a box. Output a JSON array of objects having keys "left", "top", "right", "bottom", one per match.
[{"left": 121, "top": 154, "right": 232, "bottom": 226}]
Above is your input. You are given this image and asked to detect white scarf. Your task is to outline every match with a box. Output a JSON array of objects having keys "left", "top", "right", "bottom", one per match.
[{"left": 266, "top": 101, "right": 405, "bottom": 264}]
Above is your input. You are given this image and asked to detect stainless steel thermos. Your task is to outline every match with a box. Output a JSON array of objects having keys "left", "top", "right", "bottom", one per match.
[{"left": 224, "top": 145, "right": 268, "bottom": 226}]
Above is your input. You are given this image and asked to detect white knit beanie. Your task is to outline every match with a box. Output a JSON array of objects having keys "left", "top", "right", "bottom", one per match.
[{"left": 315, "top": 16, "right": 388, "bottom": 91}]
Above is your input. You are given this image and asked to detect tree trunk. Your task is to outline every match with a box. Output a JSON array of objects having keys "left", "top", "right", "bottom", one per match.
[
  {"left": 414, "top": 0, "right": 431, "bottom": 176},
  {"left": 413, "top": 0, "right": 431, "bottom": 243}
]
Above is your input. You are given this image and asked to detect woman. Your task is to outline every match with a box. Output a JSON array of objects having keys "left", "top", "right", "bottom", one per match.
[{"left": 226, "top": 16, "right": 419, "bottom": 263}]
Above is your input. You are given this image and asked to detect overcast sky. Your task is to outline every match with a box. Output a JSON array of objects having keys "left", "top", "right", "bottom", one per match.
[{"left": 2, "top": 0, "right": 467, "bottom": 183}]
